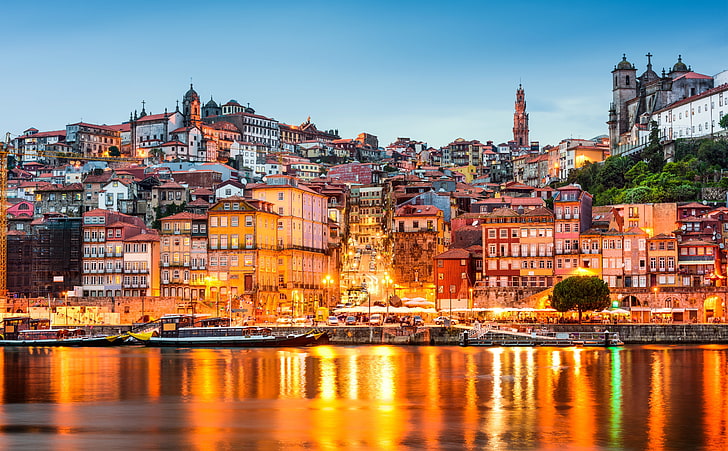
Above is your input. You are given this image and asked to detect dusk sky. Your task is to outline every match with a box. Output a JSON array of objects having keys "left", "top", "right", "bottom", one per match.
[{"left": 3, "top": 0, "right": 727, "bottom": 148}]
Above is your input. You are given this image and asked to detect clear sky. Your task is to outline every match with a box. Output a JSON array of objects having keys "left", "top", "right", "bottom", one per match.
[{"left": 3, "top": 0, "right": 727, "bottom": 149}]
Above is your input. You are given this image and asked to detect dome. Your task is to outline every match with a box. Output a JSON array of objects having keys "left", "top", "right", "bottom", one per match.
[
  {"left": 616, "top": 54, "right": 633, "bottom": 70},
  {"left": 205, "top": 97, "right": 218, "bottom": 108},
  {"left": 184, "top": 83, "right": 199, "bottom": 101},
  {"left": 672, "top": 55, "right": 688, "bottom": 72},
  {"left": 227, "top": 99, "right": 241, "bottom": 105}
]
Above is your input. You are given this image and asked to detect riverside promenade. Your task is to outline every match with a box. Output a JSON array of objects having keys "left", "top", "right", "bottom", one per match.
[
  {"left": 41, "top": 323, "right": 728, "bottom": 346},
  {"left": 296, "top": 324, "right": 728, "bottom": 345}
]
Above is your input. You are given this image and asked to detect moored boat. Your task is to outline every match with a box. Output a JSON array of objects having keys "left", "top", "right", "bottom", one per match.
[
  {"left": 0, "top": 317, "right": 127, "bottom": 347},
  {"left": 460, "top": 323, "right": 624, "bottom": 347},
  {"left": 128, "top": 315, "right": 327, "bottom": 348}
]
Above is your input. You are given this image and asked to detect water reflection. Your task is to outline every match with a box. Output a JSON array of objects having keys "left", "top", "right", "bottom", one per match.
[{"left": 0, "top": 345, "right": 727, "bottom": 449}]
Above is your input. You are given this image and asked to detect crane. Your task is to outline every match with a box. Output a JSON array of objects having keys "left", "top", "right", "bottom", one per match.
[{"left": 0, "top": 133, "right": 142, "bottom": 301}]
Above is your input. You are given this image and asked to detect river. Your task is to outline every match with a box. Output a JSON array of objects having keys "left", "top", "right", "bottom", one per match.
[{"left": 1, "top": 345, "right": 727, "bottom": 450}]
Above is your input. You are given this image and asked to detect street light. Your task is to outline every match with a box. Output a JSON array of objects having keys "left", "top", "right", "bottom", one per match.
[
  {"left": 383, "top": 273, "right": 393, "bottom": 325},
  {"left": 322, "top": 275, "right": 334, "bottom": 308}
]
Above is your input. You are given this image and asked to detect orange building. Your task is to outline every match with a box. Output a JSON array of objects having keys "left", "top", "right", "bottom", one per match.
[
  {"left": 207, "top": 196, "right": 279, "bottom": 318},
  {"left": 248, "top": 176, "right": 331, "bottom": 317}
]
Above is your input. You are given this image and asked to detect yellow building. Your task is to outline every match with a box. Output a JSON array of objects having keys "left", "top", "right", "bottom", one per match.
[
  {"left": 207, "top": 196, "right": 279, "bottom": 319},
  {"left": 249, "top": 175, "right": 331, "bottom": 317}
]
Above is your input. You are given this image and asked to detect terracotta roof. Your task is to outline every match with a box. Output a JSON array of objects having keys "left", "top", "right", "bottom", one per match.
[
  {"left": 434, "top": 248, "right": 472, "bottom": 259},
  {"left": 126, "top": 231, "right": 160, "bottom": 242},
  {"left": 673, "top": 71, "right": 712, "bottom": 81},
  {"left": 188, "top": 198, "right": 211, "bottom": 207},
  {"left": 136, "top": 113, "right": 173, "bottom": 123},
  {"left": 161, "top": 212, "right": 207, "bottom": 221},
  {"left": 394, "top": 204, "right": 442, "bottom": 216},
  {"left": 36, "top": 183, "right": 83, "bottom": 192},
  {"left": 18, "top": 129, "right": 66, "bottom": 139}
]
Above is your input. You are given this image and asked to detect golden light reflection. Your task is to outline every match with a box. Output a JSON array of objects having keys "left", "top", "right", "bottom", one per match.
[
  {"left": 647, "top": 350, "right": 668, "bottom": 449},
  {"left": 702, "top": 345, "right": 728, "bottom": 449},
  {"left": 485, "top": 347, "right": 506, "bottom": 448},
  {"left": 2, "top": 346, "right": 728, "bottom": 449},
  {"left": 572, "top": 350, "right": 597, "bottom": 448}
]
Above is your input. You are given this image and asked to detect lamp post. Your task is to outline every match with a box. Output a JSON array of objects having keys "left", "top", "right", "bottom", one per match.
[
  {"left": 469, "top": 287, "right": 473, "bottom": 324},
  {"left": 367, "top": 291, "right": 371, "bottom": 325},
  {"left": 383, "top": 273, "right": 393, "bottom": 325},
  {"left": 449, "top": 283, "right": 455, "bottom": 324},
  {"left": 322, "top": 275, "right": 333, "bottom": 308}
]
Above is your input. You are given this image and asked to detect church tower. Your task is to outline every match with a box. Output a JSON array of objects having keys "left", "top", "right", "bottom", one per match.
[
  {"left": 609, "top": 54, "right": 637, "bottom": 150},
  {"left": 513, "top": 84, "right": 529, "bottom": 148},
  {"left": 182, "top": 83, "right": 201, "bottom": 127}
]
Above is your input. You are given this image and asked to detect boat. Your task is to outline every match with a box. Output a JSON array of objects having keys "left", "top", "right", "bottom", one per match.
[
  {"left": 128, "top": 315, "right": 328, "bottom": 348},
  {"left": 460, "top": 323, "right": 624, "bottom": 347},
  {"left": 0, "top": 317, "right": 127, "bottom": 347}
]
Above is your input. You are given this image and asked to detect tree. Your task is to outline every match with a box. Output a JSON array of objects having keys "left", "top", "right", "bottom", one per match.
[
  {"left": 108, "top": 146, "right": 121, "bottom": 157},
  {"left": 641, "top": 121, "right": 665, "bottom": 173},
  {"left": 151, "top": 202, "right": 187, "bottom": 229},
  {"left": 720, "top": 114, "right": 728, "bottom": 130},
  {"left": 551, "top": 276, "right": 610, "bottom": 323}
]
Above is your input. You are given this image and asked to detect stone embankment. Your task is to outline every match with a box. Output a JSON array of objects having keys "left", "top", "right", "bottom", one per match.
[
  {"left": 93, "top": 324, "right": 728, "bottom": 345},
  {"left": 311, "top": 324, "right": 728, "bottom": 345}
]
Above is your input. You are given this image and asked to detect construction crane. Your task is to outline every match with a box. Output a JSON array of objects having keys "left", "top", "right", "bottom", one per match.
[{"left": 0, "top": 133, "right": 142, "bottom": 300}]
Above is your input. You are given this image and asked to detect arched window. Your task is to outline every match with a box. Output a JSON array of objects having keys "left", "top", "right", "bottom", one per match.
[{"left": 626, "top": 75, "right": 630, "bottom": 85}]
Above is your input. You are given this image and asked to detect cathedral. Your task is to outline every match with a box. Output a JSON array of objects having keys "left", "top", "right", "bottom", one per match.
[{"left": 607, "top": 53, "right": 715, "bottom": 151}]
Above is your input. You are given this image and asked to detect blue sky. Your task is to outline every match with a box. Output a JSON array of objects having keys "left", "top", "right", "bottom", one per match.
[{"left": 3, "top": 0, "right": 727, "bottom": 148}]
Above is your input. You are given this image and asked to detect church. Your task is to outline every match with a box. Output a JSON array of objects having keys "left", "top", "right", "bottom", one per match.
[{"left": 607, "top": 53, "right": 715, "bottom": 153}]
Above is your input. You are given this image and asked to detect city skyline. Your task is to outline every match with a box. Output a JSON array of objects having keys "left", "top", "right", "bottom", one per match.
[{"left": 3, "top": 0, "right": 727, "bottom": 148}]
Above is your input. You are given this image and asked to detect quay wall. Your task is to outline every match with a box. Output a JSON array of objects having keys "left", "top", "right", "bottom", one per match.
[
  {"left": 70, "top": 325, "right": 728, "bottom": 345},
  {"left": 310, "top": 325, "right": 728, "bottom": 345}
]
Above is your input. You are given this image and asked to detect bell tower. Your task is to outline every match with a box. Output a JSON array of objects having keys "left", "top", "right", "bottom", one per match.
[
  {"left": 610, "top": 54, "right": 637, "bottom": 149},
  {"left": 513, "top": 84, "right": 529, "bottom": 148},
  {"left": 182, "top": 83, "right": 201, "bottom": 127}
]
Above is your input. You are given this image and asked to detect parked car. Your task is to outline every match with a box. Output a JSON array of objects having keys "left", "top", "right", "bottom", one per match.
[
  {"left": 434, "top": 316, "right": 458, "bottom": 326},
  {"left": 400, "top": 315, "right": 424, "bottom": 327},
  {"left": 326, "top": 316, "right": 339, "bottom": 326},
  {"left": 275, "top": 317, "right": 292, "bottom": 325},
  {"left": 345, "top": 316, "right": 358, "bottom": 326},
  {"left": 293, "top": 317, "right": 312, "bottom": 326},
  {"left": 369, "top": 313, "right": 383, "bottom": 325}
]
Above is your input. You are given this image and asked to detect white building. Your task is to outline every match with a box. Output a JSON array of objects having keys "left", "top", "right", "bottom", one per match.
[
  {"left": 215, "top": 180, "right": 245, "bottom": 199},
  {"left": 98, "top": 179, "right": 134, "bottom": 211},
  {"left": 131, "top": 111, "right": 185, "bottom": 157},
  {"left": 655, "top": 81, "right": 728, "bottom": 141}
]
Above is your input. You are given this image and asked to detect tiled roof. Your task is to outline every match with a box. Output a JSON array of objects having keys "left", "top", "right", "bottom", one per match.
[{"left": 161, "top": 212, "right": 207, "bottom": 221}]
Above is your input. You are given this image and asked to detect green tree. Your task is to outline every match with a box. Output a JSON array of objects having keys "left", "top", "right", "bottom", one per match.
[
  {"left": 151, "top": 202, "right": 187, "bottom": 229},
  {"left": 598, "top": 156, "right": 630, "bottom": 190},
  {"left": 109, "top": 146, "right": 121, "bottom": 157},
  {"left": 641, "top": 121, "right": 665, "bottom": 173},
  {"left": 551, "top": 276, "right": 610, "bottom": 323},
  {"left": 624, "top": 161, "right": 650, "bottom": 187},
  {"left": 720, "top": 114, "right": 728, "bottom": 130}
]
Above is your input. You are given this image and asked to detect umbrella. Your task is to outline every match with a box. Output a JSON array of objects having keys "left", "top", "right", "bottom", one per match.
[
  {"left": 607, "top": 308, "right": 630, "bottom": 315},
  {"left": 405, "top": 299, "right": 435, "bottom": 307}
]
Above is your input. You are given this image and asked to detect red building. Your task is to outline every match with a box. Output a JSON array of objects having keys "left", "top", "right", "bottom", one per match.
[{"left": 433, "top": 248, "right": 476, "bottom": 311}]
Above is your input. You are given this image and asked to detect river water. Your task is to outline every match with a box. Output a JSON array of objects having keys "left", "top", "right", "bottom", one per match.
[{"left": 1, "top": 345, "right": 727, "bottom": 450}]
